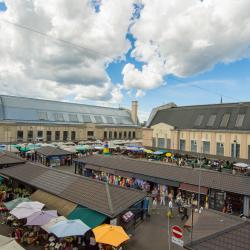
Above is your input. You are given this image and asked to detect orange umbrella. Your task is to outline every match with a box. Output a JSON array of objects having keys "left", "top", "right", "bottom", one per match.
[{"left": 93, "top": 224, "right": 129, "bottom": 247}]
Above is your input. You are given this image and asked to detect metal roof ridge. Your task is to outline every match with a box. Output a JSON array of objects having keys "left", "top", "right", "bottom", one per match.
[
  {"left": 0, "top": 94, "right": 127, "bottom": 111},
  {"left": 105, "top": 182, "right": 114, "bottom": 216},
  {"left": 87, "top": 155, "right": 250, "bottom": 180}
]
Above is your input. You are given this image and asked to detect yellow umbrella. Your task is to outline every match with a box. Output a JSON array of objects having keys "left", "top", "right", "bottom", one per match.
[
  {"left": 93, "top": 224, "right": 129, "bottom": 247},
  {"left": 166, "top": 152, "right": 172, "bottom": 157}
]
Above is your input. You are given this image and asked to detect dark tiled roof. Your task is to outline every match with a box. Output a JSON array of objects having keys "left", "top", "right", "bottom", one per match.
[
  {"left": 36, "top": 146, "right": 73, "bottom": 157},
  {"left": 0, "top": 163, "right": 146, "bottom": 217},
  {"left": 185, "top": 221, "right": 250, "bottom": 250},
  {"left": 80, "top": 155, "right": 250, "bottom": 196},
  {"left": 0, "top": 151, "right": 25, "bottom": 165},
  {"left": 148, "top": 102, "right": 250, "bottom": 130}
]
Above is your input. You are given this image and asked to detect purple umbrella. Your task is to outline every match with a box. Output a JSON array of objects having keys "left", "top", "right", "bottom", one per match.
[{"left": 26, "top": 210, "right": 58, "bottom": 226}]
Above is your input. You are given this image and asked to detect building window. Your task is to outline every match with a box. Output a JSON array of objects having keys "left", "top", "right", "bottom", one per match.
[
  {"left": 68, "top": 114, "right": 79, "bottom": 122},
  {"left": 132, "top": 131, "right": 136, "bottom": 139},
  {"left": 203, "top": 141, "right": 210, "bottom": 154},
  {"left": 231, "top": 143, "right": 240, "bottom": 158},
  {"left": 46, "top": 131, "right": 52, "bottom": 142},
  {"left": 207, "top": 114, "right": 216, "bottom": 127},
  {"left": 27, "top": 130, "right": 33, "bottom": 142},
  {"left": 235, "top": 114, "right": 245, "bottom": 127},
  {"left": 87, "top": 131, "right": 94, "bottom": 137},
  {"left": 37, "top": 131, "right": 43, "bottom": 139},
  {"left": 104, "top": 131, "right": 107, "bottom": 139},
  {"left": 216, "top": 143, "right": 224, "bottom": 156},
  {"left": 55, "top": 131, "right": 60, "bottom": 141},
  {"left": 37, "top": 111, "right": 48, "bottom": 120},
  {"left": 63, "top": 131, "right": 68, "bottom": 141},
  {"left": 124, "top": 131, "right": 127, "bottom": 138},
  {"left": 17, "top": 130, "right": 23, "bottom": 142},
  {"left": 158, "top": 138, "right": 165, "bottom": 148},
  {"left": 194, "top": 115, "right": 204, "bottom": 126},
  {"left": 191, "top": 140, "right": 197, "bottom": 152},
  {"left": 119, "top": 132, "right": 122, "bottom": 139},
  {"left": 220, "top": 113, "right": 230, "bottom": 127},
  {"left": 166, "top": 139, "right": 171, "bottom": 149},
  {"left": 114, "top": 131, "right": 117, "bottom": 139},
  {"left": 53, "top": 113, "right": 64, "bottom": 122},
  {"left": 180, "top": 139, "right": 186, "bottom": 151},
  {"left": 109, "top": 131, "right": 112, "bottom": 139},
  {"left": 82, "top": 115, "right": 92, "bottom": 123},
  {"left": 71, "top": 131, "right": 76, "bottom": 141},
  {"left": 128, "top": 131, "right": 132, "bottom": 139}
]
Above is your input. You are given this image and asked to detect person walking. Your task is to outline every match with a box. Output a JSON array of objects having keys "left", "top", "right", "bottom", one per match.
[
  {"left": 160, "top": 189, "right": 166, "bottom": 206},
  {"left": 167, "top": 199, "right": 174, "bottom": 218},
  {"left": 181, "top": 205, "right": 189, "bottom": 221},
  {"left": 152, "top": 198, "right": 157, "bottom": 214}
]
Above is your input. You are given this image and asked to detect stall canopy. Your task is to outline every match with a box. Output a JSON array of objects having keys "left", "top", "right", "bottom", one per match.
[
  {"left": 0, "top": 235, "right": 25, "bottom": 250},
  {"left": 67, "top": 206, "right": 107, "bottom": 229},
  {"left": 31, "top": 190, "right": 77, "bottom": 216},
  {"left": 179, "top": 183, "right": 208, "bottom": 195}
]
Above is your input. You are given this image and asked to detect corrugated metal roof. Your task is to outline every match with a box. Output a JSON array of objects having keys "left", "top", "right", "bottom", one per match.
[
  {"left": 0, "top": 163, "right": 146, "bottom": 217},
  {"left": 148, "top": 102, "right": 250, "bottom": 130},
  {"left": 0, "top": 95, "right": 136, "bottom": 126},
  {"left": 80, "top": 155, "right": 250, "bottom": 196},
  {"left": 36, "top": 146, "right": 73, "bottom": 157},
  {"left": 0, "top": 151, "right": 26, "bottom": 166},
  {"left": 185, "top": 221, "right": 250, "bottom": 250}
]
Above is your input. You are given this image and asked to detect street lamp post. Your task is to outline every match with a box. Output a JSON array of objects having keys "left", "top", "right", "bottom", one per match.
[{"left": 197, "top": 144, "right": 203, "bottom": 211}]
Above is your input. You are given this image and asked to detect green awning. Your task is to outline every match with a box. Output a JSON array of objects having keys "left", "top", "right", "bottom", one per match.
[{"left": 67, "top": 206, "right": 107, "bottom": 228}]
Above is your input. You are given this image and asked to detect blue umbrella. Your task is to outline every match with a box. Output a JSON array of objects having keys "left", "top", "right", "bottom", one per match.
[{"left": 49, "top": 219, "right": 90, "bottom": 237}]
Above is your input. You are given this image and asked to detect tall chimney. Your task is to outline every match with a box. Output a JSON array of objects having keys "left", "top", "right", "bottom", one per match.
[{"left": 131, "top": 100, "right": 138, "bottom": 125}]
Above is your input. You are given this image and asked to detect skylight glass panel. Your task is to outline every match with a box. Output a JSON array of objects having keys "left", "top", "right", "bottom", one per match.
[
  {"left": 94, "top": 115, "right": 103, "bottom": 123},
  {"left": 106, "top": 116, "right": 114, "bottom": 124},
  {"left": 207, "top": 114, "right": 216, "bottom": 126},
  {"left": 220, "top": 113, "right": 230, "bottom": 127},
  {"left": 235, "top": 114, "right": 245, "bottom": 127},
  {"left": 194, "top": 115, "right": 204, "bottom": 126},
  {"left": 115, "top": 117, "right": 123, "bottom": 124},
  {"left": 82, "top": 114, "right": 92, "bottom": 123},
  {"left": 53, "top": 113, "right": 64, "bottom": 121},
  {"left": 37, "top": 111, "right": 48, "bottom": 120},
  {"left": 68, "top": 114, "right": 79, "bottom": 122}
]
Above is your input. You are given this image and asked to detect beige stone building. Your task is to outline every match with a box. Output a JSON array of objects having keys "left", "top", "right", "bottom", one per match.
[
  {"left": 0, "top": 95, "right": 141, "bottom": 143},
  {"left": 143, "top": 102, "right": 250, "bottom": 161}
]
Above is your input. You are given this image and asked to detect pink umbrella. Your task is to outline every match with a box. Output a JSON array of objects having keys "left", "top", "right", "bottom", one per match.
[{"left": 26, "top": 210, "right": 58, "bottom": 226}]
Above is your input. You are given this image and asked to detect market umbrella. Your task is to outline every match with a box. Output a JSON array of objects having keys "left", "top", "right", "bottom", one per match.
[
  {"left": 4, "top": 197, "right": 30, "bottom": 211},
  {"left": 10, "top": 201, "right": 44, "bottom": 219},
  {"left": 26, "top": 210, "right": 58, "bottom": 226},
  {"left": 42, "top": 216, "right": 67, "bottom": 233},
  {"left": 93, "top": 224, "right": 129, "bottom": 247},
  {"left": 49, "top": 219, "right": 90, "bottom": 237},
  {"left": 0, "top": 235, "right": 25, "bottom": 250}
]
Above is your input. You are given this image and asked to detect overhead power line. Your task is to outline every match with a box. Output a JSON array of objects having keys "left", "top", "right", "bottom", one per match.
[{"left": 0, "top": 18, "right": 107, "bottom": 58}]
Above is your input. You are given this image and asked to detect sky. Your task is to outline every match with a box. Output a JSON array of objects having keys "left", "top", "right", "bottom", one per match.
[{"left": 0, "top": 0, "right": 250, "bottom": 122}]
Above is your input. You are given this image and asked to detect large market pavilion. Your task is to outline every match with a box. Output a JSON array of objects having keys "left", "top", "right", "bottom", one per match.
[
  {"left": 74, "top": 155, "right": 250, "bottom": 217},
  {"left": 0, "top": 163, "right": 146, "bottom": 229}
]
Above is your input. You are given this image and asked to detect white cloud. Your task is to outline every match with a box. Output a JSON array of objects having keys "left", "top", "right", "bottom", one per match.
[
  {"left": 0, "top": 0, "right": 135, "bottom": 103},
  {"left": 123, "top": 0, "right": 250, "bottom": 92}
]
